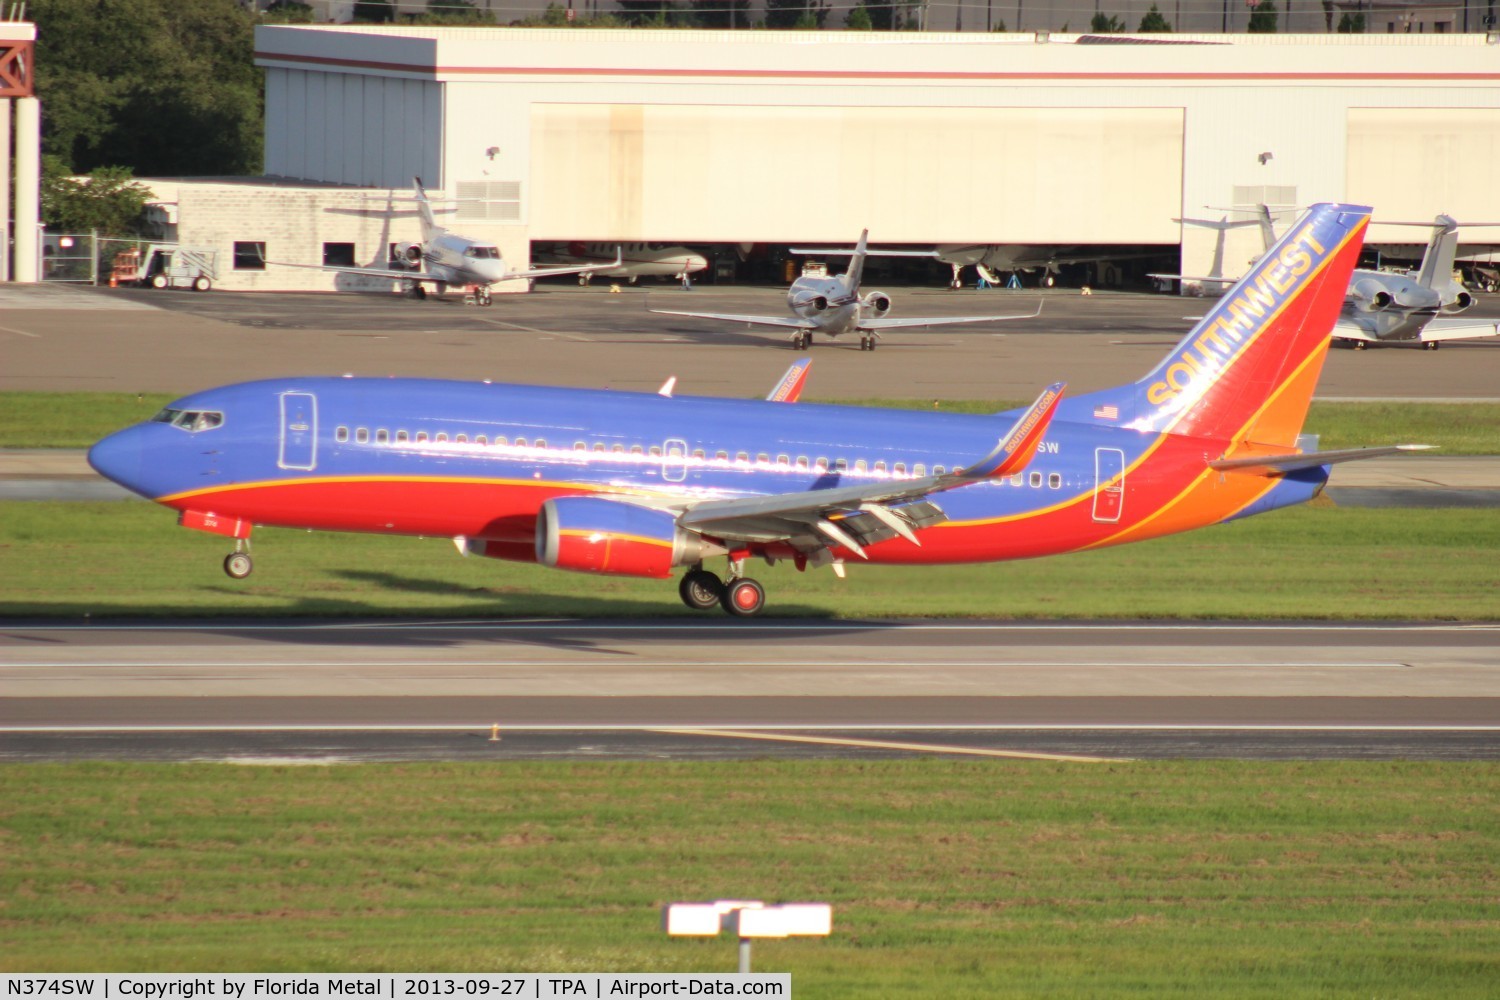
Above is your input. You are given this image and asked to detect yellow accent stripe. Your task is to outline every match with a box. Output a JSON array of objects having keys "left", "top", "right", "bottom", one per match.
[
  {"left": 652, "top": 728, "right": 1123, "bottom": 762},
  {"left": 559, "top": 528, "right": 674, "bottom": 549}
]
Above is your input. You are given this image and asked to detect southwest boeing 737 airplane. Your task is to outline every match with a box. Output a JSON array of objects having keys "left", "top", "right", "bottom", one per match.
[{"left": 90, "top": 204, "right": 1424, "bottom": 616}]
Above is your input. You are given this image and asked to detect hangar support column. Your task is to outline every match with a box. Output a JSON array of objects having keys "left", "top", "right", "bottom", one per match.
[
  {"left": 12, "top": 95, "right": 39, "bottom": 283},
  {"left": 1, "top": 22, "right": 37, "bottom": 283}
]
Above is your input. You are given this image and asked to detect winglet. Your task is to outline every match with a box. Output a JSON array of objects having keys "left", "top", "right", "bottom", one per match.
[
  {"left": 658, "top": 376, "right": 676, "bottom": 398},
  {"left": 766, "top": 359, "right": 812, "bottom": 402},
  {"left": 961, "top": 382, "right": 1066, "bottom": 480}
]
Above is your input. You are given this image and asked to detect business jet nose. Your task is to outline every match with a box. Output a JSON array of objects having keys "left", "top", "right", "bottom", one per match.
[
  {"left": 684, "top": 253, "right": 708, "bottom": 274},
  {"left": 88, "top": 426, "right": 149, "bottom": 497}
]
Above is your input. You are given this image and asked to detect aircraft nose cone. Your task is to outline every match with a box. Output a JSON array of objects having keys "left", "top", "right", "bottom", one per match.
[
  {"left": 686, "top": 254, "right": 708, "bottom": 273},
  {"left": 88, "top": 426, "right": 149, "bottom": 497}
]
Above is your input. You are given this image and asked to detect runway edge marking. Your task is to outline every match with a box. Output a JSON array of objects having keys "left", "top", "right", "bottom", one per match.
[{"left": 645, "top": 727, "right": 1125, "bottom": 762}]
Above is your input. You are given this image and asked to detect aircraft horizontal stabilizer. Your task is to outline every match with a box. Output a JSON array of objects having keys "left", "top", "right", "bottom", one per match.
[
  {"left": 1210, "top": 444, "right": 1434, "bottom": 475},
  {"left": 860, "top": 300, "right": 1043, "bottom": 330}
]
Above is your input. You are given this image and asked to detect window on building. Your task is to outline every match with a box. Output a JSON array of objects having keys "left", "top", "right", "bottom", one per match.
[
  {"left": 233, "top": 241, "right": 267, "bottom": 270},
  {"left": 322, "top": 242, "right": 356, "bottom": 267}
]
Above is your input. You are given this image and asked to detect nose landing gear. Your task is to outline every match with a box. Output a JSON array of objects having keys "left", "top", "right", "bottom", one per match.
[{"left": 223, "top": 539, "right": 253, "bottom": 579}]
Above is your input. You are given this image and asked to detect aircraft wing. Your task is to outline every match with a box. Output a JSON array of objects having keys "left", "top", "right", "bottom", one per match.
[
  {"left": 677, "top": 383, "right": 1064, "bottom": 556},
  {"left": 860, "top": 302, "right": 1042, "bottom": 330},
  {"left": 1210, "top": 444, "right": 1434, "bottom": 475},
  {"left": 1148, "top": 272, "right": 1239, "bottom": 285},
  {"left": 506, "top": 248, "right": 622, "bottom": 282},
  {"left": 1333, "top": 316, "right": 1500, "bottom": 343},
  {"left": 648, "top": 306, "right": 816, "bottom": 330},
  {"left": 268, "top": 260, "right": 450, "bottom": 283}
]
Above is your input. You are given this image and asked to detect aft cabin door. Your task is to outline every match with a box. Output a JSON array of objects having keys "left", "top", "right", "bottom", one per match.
[
  {"left": 279, "top": 391, "right": 318, "bottom": 471},
  {"left": 1092, "top": 447, "right": 1124, "bottom": 523}
]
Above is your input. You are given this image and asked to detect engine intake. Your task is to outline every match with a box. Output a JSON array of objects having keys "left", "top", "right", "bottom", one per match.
[
  {"left": 862, "top": 291, "right": 892, "bottom": 317},
  {"left": 402, "top": 243, "right": 423, "bottom": 264},
  {"left": 536, "top": 496, "right": 722, "bottom": 578},
  {"left": 1352, "top": 279, "right": 1393, "bottom": 311}
]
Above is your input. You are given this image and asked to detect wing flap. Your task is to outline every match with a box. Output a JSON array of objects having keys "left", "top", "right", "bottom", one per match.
[
  {"left": 860, "top": 301, "right": 1043, "bottom": 330},
  {"left": 649, "top": 306, "right": 815, "bottom": 330}
]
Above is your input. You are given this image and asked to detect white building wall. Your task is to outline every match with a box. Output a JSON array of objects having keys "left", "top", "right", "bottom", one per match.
[{"left": 247, "top": 27, "right": 1500, "bottom": 284}]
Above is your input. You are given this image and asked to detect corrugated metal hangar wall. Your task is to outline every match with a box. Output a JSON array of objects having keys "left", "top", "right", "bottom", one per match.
[{"left": 255, "top": 27, "right": 1500, "bottom": 278}]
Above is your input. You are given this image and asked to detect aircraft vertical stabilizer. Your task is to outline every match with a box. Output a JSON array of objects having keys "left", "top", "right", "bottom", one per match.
[
  {"left": 842, "top": 229, "right": 870, "bottom": 297},
  {"left": 1127, "top": 203, "right": 1371, "bottom": 447}
]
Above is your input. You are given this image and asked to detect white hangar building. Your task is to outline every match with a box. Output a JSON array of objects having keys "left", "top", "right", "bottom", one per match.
[{"left": 156, "top": 26, "right": 1500, "bottom": 292}]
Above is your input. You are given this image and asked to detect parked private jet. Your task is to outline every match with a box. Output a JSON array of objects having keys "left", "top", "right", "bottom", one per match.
[
  {"left": 276, "top": 178, "right": 620, "bottom": 306},
  {"left": 534, "top": 242, "right": 708, "bottom": 285},
  {"left": 90, "top": 204, "right": 1425, "bottom": 617},
  {"left": 648, "top": 230, "right": 1040, "bottom": 350},
  {"left": 1160, "top": 206, "right": 1500, "bottom": 349}
]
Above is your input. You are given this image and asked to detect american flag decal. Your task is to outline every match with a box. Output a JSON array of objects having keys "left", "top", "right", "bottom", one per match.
[{"left": 1093, "top": 404, "right": 1120, "bottom": 420}]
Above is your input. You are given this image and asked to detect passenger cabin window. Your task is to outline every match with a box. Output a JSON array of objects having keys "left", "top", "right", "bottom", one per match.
[
  {"left": 874, "top": 461, "right": 887, "bottom": 474},
  {"left": 736, "top": 452, "right": 749, "bottom": 464},
  {"left": 435, "top": 433, "right": 448, "bottom": 444},
  {"left": 1048, "top": 473, "right": 1062, "bottom": 490},
  {"left": 894, "top": 462, "right": 906, "bottom": 476},
  {"left": 692, "top": 449, "right": 706, "bottom": 460},
  {"left": 649, "top": 446, "right": 662, "bottom": 458},
  {"left": 415, "top": 432, "right": 429, "bottom": 444},
  {"left": 1010, "top": 473, "right": 1024, "bottom": 487},
  {"left": 795, "top": 457, "right": 809, "bottom": 471},
  {"left": 776, "top": 454, "right": 789, "bottom": 467},
  {"left": 595, "top": 443, "right": 608, "bottom": 453},
  {"left": 476, "top": 435, "right": 487, "bottom": 446},
  {"left": 631, "top": 445, "right": 644, "bottom": 455},
  {"left": 934, "top": 465, "right": 946, "bottom": 475},
  {"left": 456, "top": 434, "right": 468, "bottom": 444},
  {"left": 514, "top": 438, "right": 527, "bottom": 448},
  {"left": 835, "top": 459, "right": 849, "bottom": 472},
  {"left": 495, "top": 436, "right": 508, "bottom": 447},
  {"left": 534, "top": 439, "right": 546, "bottom": 449},
  {"left": 356, "top": 428, "right": 369, "bottom": 444},
  {"left": 855, "top": 460, "right": 868, "bottom": 473},
  {"left": 914, "top": 464, "right": 926, "bottom": 477},
  {"left": 815, "top": 458, "right": 828, "bottom": 472},
  {"left": 756, "top": 453, "right": 770, "bottom": 465},
  {"left": 336, "top": 426, "right": 349, "bottom": 442},
  {"left": 575, "top": 442, "right": 588, "bottom": 452},
  {"left": 396, "top": 431, "right": 409, "bottom": 444},
  {"left": 715, "top": 450, "right": 728, "bottom": 462},
  {"left": 613, "top": 444, "right": 626, "bottom": 454},
  {"left": 465, "top": 246, "right": 500, "bottom": 259},
  {"left": 376, "top": 429, "right": 389, "bottom": 444},
  {"left": 1030, "top": 471, "right": 1043, "bottom": 488}
]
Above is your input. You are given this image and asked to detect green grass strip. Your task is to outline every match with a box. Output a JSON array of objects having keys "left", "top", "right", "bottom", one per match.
[
  {"left": 3, "top": 501, "right": 1497, "bottom": 619},
  {"left": 4, "top": 392, "right": 1498, "bottom": 453},
  {"left": 2, "top": 761, "right": 1498, "bottom": 996}
]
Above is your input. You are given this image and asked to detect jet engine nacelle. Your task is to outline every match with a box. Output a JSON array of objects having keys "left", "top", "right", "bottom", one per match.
[
  {"left": 791, "top": 294, "right": 829, "bottom": 312},
  {"left": 401, "top": 243, "right": 423, "bottom": 264},
  {"left": 536, "top": 496, "right": 720, "bottom": 578},
  {"left": 862, "top": 291, "right": 892, "bottom": 317},
  {"left": 1441, "top": 286, "right": 1474, "bottom": 314},
  {"left": 1351, "top": 279, "right": 1394, "bottom": 312}
]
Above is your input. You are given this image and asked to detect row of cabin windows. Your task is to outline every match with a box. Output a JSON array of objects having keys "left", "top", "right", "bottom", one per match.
[{"left": 332, "top": 425, "right": 1069, "bottom": 489}]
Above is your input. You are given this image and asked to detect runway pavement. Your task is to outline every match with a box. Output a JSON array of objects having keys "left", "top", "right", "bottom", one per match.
[{"left": 3, "top": 621, "right": 1497, "bottom": 761}]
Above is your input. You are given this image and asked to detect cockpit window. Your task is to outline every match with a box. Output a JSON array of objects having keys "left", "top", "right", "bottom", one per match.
[
  {"left": 464, "top": 246, "right": 500, "bottom": 259},
  {"left": 152, "top": 408, "right": 223, "bottom": 432}
]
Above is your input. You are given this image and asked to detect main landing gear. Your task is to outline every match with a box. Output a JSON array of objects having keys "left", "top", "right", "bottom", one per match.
[
  {"left": 677, "top": 564, "right": 767, "bottom": 617},
  {"left": 790, "top": 330, "right": 813, "bottom": 351},
  {"left": 223, "top": 539, "right": 253, "bottom": 579},
  {"left": 467, "top": 285, "right": 494, "bottom": 307},
  {"left": 858, "top": 333, "right": 878, "bottom": 351}
]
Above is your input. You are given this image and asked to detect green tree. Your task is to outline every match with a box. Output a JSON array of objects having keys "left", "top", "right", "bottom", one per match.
[
  {"left": 1247, "top": 0, "right": 1278, "bottom": 32},
  {"left": 41, "top": 159, "right": 152, "bottom": 235},
  {"left": 846, "top": 3, "right": 873, "bottom": 28},
  {"left": 1138, "top": 3, "right": 1171, "bottom": 30},
  {"left": 1337, "top": 10, "right": 1365, "bottom": 31},
  {"left": 1090, "top": 11, "right": 1126, "bottom": 30},
  {"left": 690, "top": 0, "right": 752, "bottom": 27},
  {"left": 262, "top": 1, "right": 316, "bottom": 22},
  {"left": 413, "top": 0, "right": 496, "bottom": 24},
  {"left": 31, "top": 0, "right": 263, "bottom": 176}
]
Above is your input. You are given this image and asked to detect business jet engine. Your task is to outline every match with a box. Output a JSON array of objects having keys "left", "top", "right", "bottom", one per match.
[
  {"left": 792, "top": 293, "right": 830, "bottom": 312},
  {"left": 862, "top": 291, "right": 892, "bottom": 317},
  {"left": 536, "top": 496, "right": 724, "bottom": 578},
  {"left": 1350, "top": 277, "right": 1429, "bottom": 314},
  {"left": 398, "top": 243, "right": 424, "bottom": 267}
]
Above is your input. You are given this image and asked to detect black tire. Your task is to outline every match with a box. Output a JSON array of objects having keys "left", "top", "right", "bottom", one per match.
[
  {"left": 150, "top": 274, "right": 168, "bottom": 289},
  {"left": 192, "top": 276, "right": 211, "bottom": 292},
  {"left": 721, "top": 577, "right": 766, "bottom": 617},
  {"left": 679, "top": 569, "right": 724, "bottom": 610},
  {"left": 223, "top": 552, "right": 253, "bottom": 579}
]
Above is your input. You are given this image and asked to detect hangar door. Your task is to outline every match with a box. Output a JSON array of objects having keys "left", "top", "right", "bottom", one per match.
[
  {"left": 1347, "top": 109, "right": 1500, "bottom": 225},
  {"left": 530, "top": 105, "right": 1184, "bottom": 244}
]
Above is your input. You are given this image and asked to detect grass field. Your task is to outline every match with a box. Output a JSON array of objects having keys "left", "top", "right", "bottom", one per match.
[
  {"left": 3, "top": 761, "right": 1497, "bottom": 995},
  {"left": 3, "top": 500, "right": 1498, "bottom": 619},
  {"left": 3, "top": 392, "right": 1499, "bottom": 453}
]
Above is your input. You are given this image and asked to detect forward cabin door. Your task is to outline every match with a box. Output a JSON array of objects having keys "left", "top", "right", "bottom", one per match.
[
  {"left": 279, "top": 391, "right": 318, "bottom": 471},
  {"left": 1092, "top": 447, "right": 1124, "bottom": 523}
]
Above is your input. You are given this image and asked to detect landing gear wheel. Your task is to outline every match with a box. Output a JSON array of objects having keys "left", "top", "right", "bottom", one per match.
[
  {"left": 679, "top": 569, "right": 724, "bottom": 610},
  {"left": 408, "top": 284, "right": 427, "bottom": 300},
  {"left": 796, "top": 332, "right": 812, "bottom": 351},
  {"left": 191, "top": 275, "right": 211, "bottom": 292},
  {"left": 859, "top": 334, "right": 876, "bottom": 351},
  {"left": 478, "top": 290, "right": 493, "bottom": 307},
  {"left": 223, "top": 552, "right": 253, "bottom": 579},
  {"left": 721, "top": 577, "right": 766, "bottom": 618}
]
